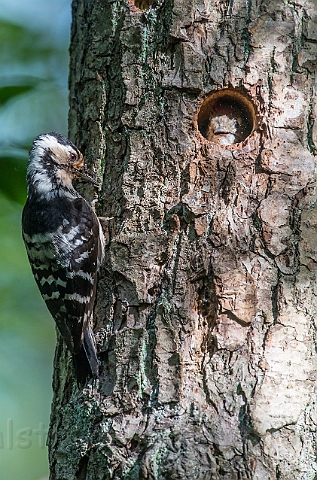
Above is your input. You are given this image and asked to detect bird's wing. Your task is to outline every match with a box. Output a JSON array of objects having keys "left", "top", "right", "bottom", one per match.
[
  {"left": 23, "top": 196, "right": 103, "bottom": 353},
  {"left": 47, "top": 197, "right": 102, "bottom": 353}
]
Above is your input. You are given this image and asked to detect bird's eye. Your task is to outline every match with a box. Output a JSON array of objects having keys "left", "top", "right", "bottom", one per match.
[{"left": 69, "top": 152, "right": 77, "bottom": 162}]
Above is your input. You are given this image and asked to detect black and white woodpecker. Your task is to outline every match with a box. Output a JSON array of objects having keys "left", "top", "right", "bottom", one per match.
[{"left": 22, "top": 132, "right": 105, "bottom": 384}]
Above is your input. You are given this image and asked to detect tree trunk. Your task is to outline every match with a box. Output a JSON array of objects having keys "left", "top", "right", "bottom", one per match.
[{"left": 48, "top": 0, "right": 317, "bottom": 478}]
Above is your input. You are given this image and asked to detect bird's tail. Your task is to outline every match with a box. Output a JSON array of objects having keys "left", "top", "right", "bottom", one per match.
[{"left": 73, "top": 326, "right": 99, "bottom": 385}]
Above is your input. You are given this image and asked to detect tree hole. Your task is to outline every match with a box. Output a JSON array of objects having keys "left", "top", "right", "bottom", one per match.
[
  {"left": 129, "top": 0, "right": 155, "bottom": 11},
  {"left": 197, "top": 89, "right": 256, "bottom": 146}
]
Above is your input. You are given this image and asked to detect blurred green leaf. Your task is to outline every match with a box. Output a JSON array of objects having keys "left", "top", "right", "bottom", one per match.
[
  {"left": 0, "top": 19, "right": 66, "bottom": 67},
  {"left": 0, "top": 84, "right": 68, "bottom": 145},
  {"left": 0, "top": 156, "right": 27, "bottom": 204},
  {"left": 0, "top": 18, "right": 68, "bottom": 201},
  {"left": 0, "top": 85, "right": 35, "bottom": 106}
]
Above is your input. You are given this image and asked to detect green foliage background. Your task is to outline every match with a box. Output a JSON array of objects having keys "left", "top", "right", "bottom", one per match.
[{"left": 0, "top": 2, "right": 70, "bottom": 479}]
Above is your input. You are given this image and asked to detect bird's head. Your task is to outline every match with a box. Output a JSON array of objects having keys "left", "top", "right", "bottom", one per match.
[
  {"left": 206, "top": 115, "right": 239, "bottom": 145},
  {"left": 26, "top": 132, "right": 99, "bottom": 198}
]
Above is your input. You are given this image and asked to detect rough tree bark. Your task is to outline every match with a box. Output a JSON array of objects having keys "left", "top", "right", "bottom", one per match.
[{"left": 48, "top": 0, "right": 317, "bottom": 479}]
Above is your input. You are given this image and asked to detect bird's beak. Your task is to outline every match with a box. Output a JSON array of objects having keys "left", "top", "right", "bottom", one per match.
[
  {"left": 74, "top": 168, "right": 100, "bottom": 187},
  {"left": 214, "top": 126, "right": 231, "bottom": 135},
  {"left": 73, "top": 154, "right": 100, "bottom": 187}
]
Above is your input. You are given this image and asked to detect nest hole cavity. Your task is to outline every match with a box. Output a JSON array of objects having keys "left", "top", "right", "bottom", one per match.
[{"left": 197, "top": 89, "right": 256, "bottom": 146}]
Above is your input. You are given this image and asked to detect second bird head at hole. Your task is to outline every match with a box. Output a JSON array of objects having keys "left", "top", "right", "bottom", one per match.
[{"left": 206, "top": 115, "right": 241, "bottom": 146}]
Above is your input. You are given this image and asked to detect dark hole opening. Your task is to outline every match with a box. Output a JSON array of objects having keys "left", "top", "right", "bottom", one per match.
[{"left": 197, "top": 89, "right": 256, "bottom": 145}]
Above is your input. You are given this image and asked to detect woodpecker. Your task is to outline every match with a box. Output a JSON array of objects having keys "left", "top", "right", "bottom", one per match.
[
  {"left": 22, "top": 132, "right": 105, "bottom": 384},
  {"left": 206, "top": 115, "right": 238, "bottom": 145}
]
